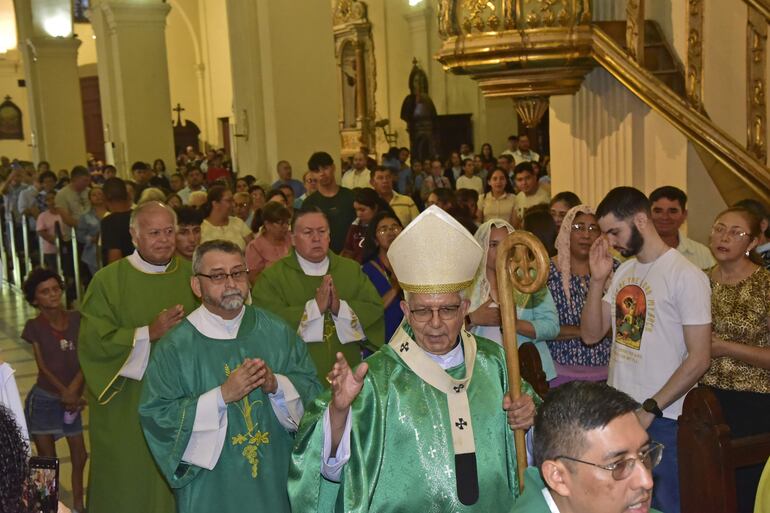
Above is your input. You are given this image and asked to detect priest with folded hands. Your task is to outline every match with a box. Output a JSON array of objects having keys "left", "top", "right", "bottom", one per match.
[
  {"left": 139, "top": 240, "right": 321, "bottom": 513},
  {"left": 289, "top": 205, "right": 540, "bottom": 512}
]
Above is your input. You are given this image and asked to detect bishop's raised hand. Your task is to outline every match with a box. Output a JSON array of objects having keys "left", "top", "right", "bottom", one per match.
[{"left": 328, "top": 352, "right": 368, "bottom": 414}]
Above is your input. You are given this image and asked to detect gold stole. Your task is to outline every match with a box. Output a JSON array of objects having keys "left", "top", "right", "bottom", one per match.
[{"left": 388, "top": 326, "right": 480, "bottom": 505}]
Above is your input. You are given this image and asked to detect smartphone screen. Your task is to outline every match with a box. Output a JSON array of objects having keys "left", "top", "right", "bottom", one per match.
[{"left": 26, "top": 456, "right": 59, "bottom": 513}]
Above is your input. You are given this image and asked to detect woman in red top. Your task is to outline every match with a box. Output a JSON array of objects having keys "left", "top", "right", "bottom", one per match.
[{"left": 22, "top": 268, "right": 87, "bottom": 513}]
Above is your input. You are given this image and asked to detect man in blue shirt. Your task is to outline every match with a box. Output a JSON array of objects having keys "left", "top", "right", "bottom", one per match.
[{"left": 271, "top": 160, "right": 305, "bottom": 198}]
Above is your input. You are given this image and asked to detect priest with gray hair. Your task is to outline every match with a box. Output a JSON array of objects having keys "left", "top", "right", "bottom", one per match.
[
  {"left": 289, "top": 205, "right": 540, "bottom": 512},
  {"left": 139, "top": 239, "right": 321, "bottom": 513},
  {"left": 79, "top": 201, "right": 200, "bottom": 513}
]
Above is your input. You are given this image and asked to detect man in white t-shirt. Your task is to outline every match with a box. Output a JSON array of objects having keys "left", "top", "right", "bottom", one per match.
[
  {"left": 580, "top": 187, "right": 711, "bottom": 513},
  {"left": 340, "top": 151, "right": 372, "bottom": 190},
  {"left": 511, "top": 135, "right": 540, "bottom": 166}
]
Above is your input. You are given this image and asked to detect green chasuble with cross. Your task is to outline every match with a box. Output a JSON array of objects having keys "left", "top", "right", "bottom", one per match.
[
  {"left": 138, "top": 305, "right": 322, "bottom": 513},
  {"left": 288, "top": 332, "right": 542, "bottom": 513},
  {"left": 78, "top": 257, "right": 199, "bottom": 513},
  {"left": 252, "top": 250, "right": 384, "bottom": 384}
]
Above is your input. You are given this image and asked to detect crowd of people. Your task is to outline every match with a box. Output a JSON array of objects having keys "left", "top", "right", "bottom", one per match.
[{"left": 0, "top": 138, "right": 768, "bottom": 513}]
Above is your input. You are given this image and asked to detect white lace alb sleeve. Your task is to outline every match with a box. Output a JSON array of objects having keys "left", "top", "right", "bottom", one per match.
[
  {"left": 181, "top": 387, "right": 228, "bottom": 470},
  {"left": 320, "top": 406, "right": 352, "bottom": 482},
  {"left": 118, "top": 326, "right": 151, "bottom": 380}
]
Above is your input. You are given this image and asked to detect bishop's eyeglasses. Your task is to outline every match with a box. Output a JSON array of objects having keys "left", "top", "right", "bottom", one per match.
[
  {"left": 195, "top": 269, "right": 250, "bottom": 283},
  {"left": 556, "top": 441, "right": 664, "bottom": 481},
  {"left": 408, "top": 304, "right": 462, "bottom": 322}
]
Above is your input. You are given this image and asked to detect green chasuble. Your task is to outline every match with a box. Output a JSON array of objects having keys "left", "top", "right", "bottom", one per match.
[
  {"left": 78, "top": 257, "right": 199, "bottom": 513},
  {"left": 139, "top": 306, "right": 322, "bottom": 513},
  {"left": 513, "top": 467, "right": 662, "bottom": 513},
  {"left": 252, "top": 250, "right": 384, "bottom": 384},
  {"left": 288, "top": 333, "right": 542, "bottom": 513}
]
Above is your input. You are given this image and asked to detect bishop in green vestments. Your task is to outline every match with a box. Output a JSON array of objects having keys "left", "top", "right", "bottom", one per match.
[
  {"left": 140, "top": 240, "right": 322, "bottom": 513},
  {"left": 78, "top": 203, "right": 199, "bottom": 513},
  {"left": 252, "top": 208, "right": 384, "bottom": 384},
  {"left": 289, "top": 206, "right": 540, "bottom": 512}
]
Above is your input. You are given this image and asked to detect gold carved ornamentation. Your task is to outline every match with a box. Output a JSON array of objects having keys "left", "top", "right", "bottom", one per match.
[
  {"left": 438, "top": 0, "right": 458, "bottom": 38},
  {"left": 464, "top": 0, "right": 489, "bottom": 32},
  {"left": 333, "top": 0, "right": 366, "bottom": 25},
  {"left": 686, "top": 0, "right": 703, "bottom": 111},
  {"left": 333, "top": 0, "right": 377, "bottom": 158},
  {"left": 513, "top": 96, "right": 549, "bottom": 128},
  {"left": 748, "top": 7, "right": 767, "bottom": 162}
]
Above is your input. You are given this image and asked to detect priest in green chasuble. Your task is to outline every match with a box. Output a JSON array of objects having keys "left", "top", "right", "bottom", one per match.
[
  {"left": 289, "top": 205, "right": 541, "bottom": 512},
  {"left": 252, "top": 207, "right": 384, "bottom": 384},
  {"left": 78, "top": 202, "right": 199, "bottom": 513},
  {"left": 139, "top": 240, "right": 322, "bottom": 513}
]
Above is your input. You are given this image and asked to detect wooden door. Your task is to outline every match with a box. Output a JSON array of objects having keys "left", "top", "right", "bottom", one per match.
[
  {"left": 80, "top": 76, "right": 105, "bottom": 162},
  {"left": 219, "top": 117, "right": 231, "bottom": 156}
]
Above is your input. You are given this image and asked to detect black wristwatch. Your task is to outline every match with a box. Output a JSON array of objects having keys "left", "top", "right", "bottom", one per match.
[{"left": 642, "top": 398, "right": 663, "bottom": 418}]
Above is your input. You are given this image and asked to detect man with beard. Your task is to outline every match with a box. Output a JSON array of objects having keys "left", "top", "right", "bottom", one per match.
[
  {"left": 79, "top": 202, "right": 199, "bottom": 513},
  {"left": 580, "top": 187, "right": 711, "bottom": 513},
  {"left": 139, "top": 240, "right": 321, "bottom": 513}
]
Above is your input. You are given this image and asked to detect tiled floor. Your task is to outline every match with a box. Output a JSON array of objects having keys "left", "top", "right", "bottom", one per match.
[{"left": 0, "top": 283, "right": 89, "bottom": 510}]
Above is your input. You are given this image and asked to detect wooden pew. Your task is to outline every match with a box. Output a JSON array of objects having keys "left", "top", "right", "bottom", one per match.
[
  {"left": 678, "top": 386, "right": 770, "bottom": 513},
  {"left": 518, "top": 342, "right": 549, "bottom": 399}
]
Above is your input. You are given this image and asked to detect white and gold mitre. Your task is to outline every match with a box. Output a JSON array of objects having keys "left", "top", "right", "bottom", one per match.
[{"left": 387, "top": 205, "right": 483, "bottom": 294}]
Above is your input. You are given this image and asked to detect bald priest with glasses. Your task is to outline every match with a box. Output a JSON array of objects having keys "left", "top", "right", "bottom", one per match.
[
  {"left": 513, "top": 381, "right": 663, "bottom": 513},
  {"left": 139, "top": 240, "right": 321, "bottom": 513},
  {"left": 289, "top": 206, "right": 540, "bottom": 512}
]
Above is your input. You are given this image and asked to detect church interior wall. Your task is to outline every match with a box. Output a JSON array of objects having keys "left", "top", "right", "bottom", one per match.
[
  {"left": 166, "top": 0, "right": 204, "bottom": 147},
  {"left": 549, "top": 67, "right": 718, "bottom": 243},
  {"left": 197, "top": 0, "right": 233, "bottom": 150},
  {"left": 0, "top": 50, "right": 31, "bottom": 161},
  {"left": 702, "top": 0, "right": 747, "bottom": 144},
  {"left": 75, "top": 21, "right": 96, "bottom": 69}
]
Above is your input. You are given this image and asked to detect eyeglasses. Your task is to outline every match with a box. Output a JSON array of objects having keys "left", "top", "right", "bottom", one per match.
[
  {"left": 556, "top": 441, "right": 664, "bottom": 481},
  {"left": 711, "top": 224, "right": 750, "bottom": 240},
  {"left": 409, "top": 304, "right": 462, "bottom": 322},
  {"left": 234, "top": 202, "right": 250, "bottom": 208},
  {"left": 195, "top": 269, "right": 250, "bottom": 283},
  {"left": 571, "top": 223, "right": 601, "bottom": 233},
  {"left": 377, "top": 225, "right": 403, "bottom": 236}
]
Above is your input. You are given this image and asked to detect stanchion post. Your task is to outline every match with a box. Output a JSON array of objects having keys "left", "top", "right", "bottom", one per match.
[
  {"left": 7, "top": 217, "right": 20, "bottom": 286},
  {"left": 21, "top": 214, "right": 32, "bottom": 275},
  {"left": 70, "top": 227, "right": 81, "bottom": 304}
]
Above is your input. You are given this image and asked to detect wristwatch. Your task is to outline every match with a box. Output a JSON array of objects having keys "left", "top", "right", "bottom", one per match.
[{"left": 642, "top": 398, "right": 663, "bottom": 418}]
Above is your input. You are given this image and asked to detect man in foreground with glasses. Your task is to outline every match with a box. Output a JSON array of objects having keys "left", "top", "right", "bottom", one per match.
[
  {"left": 252, "top": 207, "right": 384, "bottom": 385},
  {"left": 79, "top": 201, "right": 200, "bottom": 513},
  {"left": 289, "top": 206, "right": 539, "bottom": 512},
  {"left": 581, "top": 187, "right": 712, "bottom": 513},
  {"left": 139, "top": 239, "right": 321, "bottom": 513},
  {"left": 514, "top": 381, "right": 662, "bottom": 513}
]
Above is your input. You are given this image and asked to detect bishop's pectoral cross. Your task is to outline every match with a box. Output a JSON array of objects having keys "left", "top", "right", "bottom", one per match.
[{"left": 173, "top": 103, "right": 186, "bottom": 126}]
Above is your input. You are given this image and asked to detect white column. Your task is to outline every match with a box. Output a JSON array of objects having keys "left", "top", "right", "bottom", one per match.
[
  {"left": 226, "top": 0, "right": 339, "bottom": 183},
  {"left": 90, "top": 0, "right": 175, "bottom": 174},
  {"left": 15, "top": 0, "right": 87, "bottom": 168}
]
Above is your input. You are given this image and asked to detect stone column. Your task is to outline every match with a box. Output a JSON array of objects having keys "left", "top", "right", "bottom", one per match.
[
  {"left": 15, "top": 0, "right": 87, "bottom": 169},
  {"left": 90, "top": 0, "right": 174, "bottom": 174},
  {"left": 226, "top": 0, "right": 339, "bottom": 183}
]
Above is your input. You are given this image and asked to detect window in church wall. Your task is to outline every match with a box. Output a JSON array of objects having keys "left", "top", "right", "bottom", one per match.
[{"left": 73, "top": 0, "right": 89, "bottom": 23}]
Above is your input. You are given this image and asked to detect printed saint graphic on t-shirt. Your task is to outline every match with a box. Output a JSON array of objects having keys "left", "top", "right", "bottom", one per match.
[{"left": 614, "top": 284, "right": 647, "bottom": 350}]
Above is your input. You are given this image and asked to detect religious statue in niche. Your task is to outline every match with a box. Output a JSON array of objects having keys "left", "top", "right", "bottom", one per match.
[
  {"left": 400, "top": 60, "right": 437, "bottom": 163},
  {"left": 341, "top": 44, "right": 358, "bottom": 129},
  {"left": 0, "top": 96, "right": 23, "bottom": 140},
  {"left": 333, "top": 0, "right": 377, "bottom": 158}
]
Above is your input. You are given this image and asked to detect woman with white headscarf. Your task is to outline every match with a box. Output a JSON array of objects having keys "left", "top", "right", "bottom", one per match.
[
  {"left": 467, "top": 219, "right": 560, "bottom": 381},
  {"left": 545, "top": 205, "right": 617, "bottom": 386}
]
